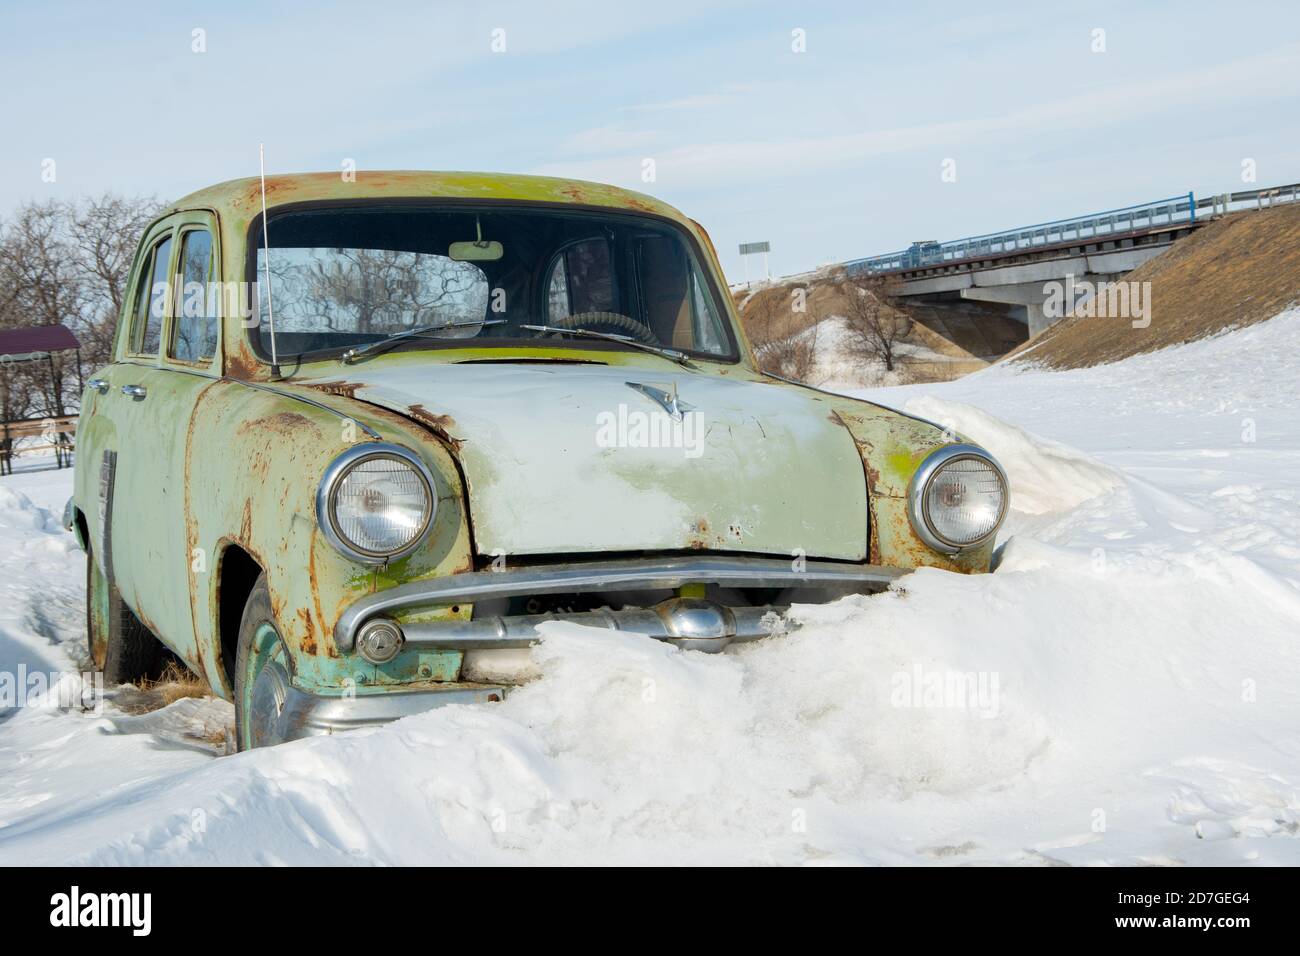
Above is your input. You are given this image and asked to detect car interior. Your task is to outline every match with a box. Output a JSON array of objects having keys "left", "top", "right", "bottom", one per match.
[{"left": 251, "top": 204, "right": 733, "bottom": 360}]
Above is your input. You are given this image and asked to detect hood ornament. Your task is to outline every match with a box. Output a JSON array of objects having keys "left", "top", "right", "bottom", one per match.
[{"left": 626, "top": 381, "right": 694, "bottom": 422}]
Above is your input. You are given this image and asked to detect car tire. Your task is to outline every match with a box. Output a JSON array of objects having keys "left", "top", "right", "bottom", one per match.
[
  {"left": 233, "top": 572, "right": 292, "bottom": 751},
  {"left": 85, "top": 543, "right": 171, "bottom": 685}
]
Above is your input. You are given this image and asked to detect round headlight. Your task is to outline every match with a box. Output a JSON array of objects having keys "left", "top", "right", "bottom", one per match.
[
  {"left": 317, "top": 443, "right": 436, "bottom": 563},
  {"left": 908, "top": 444, "right": 1008, "bottom": 553}
]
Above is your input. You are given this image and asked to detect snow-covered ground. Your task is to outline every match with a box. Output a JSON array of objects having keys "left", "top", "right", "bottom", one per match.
[
  {"left": 810, "top": 314, "right": 966, "bottom": 391},
  {"left": 2, "top": 310, "right": 1299, "bottom": 865}
]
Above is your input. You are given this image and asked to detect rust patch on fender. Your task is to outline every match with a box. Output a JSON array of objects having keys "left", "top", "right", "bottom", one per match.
[
  {"left": 406, "top": 405, "right": 463, "bottom": 451},
  {"left": 183, "top": 380, "right": 223, "bottom": 688},
  {"left": 306, "top": 539, "right": 340, "bottom": 658},
  {"left": 829, "top": 408, "right": 882, "bottom": 563},
  {"left": 268, "top": 584, "right": 285, "bottom": 622},
  {"left": 297, "top": 607, "right": 318, "bottom": 655},
  {"left": 238, "top": 411, "right": 314, "bottom": 436}
]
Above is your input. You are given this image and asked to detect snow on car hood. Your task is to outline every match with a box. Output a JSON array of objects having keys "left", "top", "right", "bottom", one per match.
[{"left": 318, "top": 361, "right": 869, "bottom": 560}]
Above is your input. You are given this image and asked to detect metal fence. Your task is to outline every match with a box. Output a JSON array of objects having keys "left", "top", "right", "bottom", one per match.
[{"left": 847, "top": 182, "right": 1300, "bottom": 274}]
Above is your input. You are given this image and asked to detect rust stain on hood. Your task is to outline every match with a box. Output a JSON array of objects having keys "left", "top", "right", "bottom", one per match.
[{"left": 303, "top": 380, "right": 364, "bottom": 400}]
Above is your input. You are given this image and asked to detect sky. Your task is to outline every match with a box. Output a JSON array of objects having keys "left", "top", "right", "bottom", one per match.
[{"left": 2, "top": 0, "right": 1298, "bottom": 280}]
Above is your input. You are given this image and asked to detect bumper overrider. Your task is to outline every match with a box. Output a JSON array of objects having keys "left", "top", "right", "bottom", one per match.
[{"left": 269, "top": 555, "right": 906, "bottom": 745}]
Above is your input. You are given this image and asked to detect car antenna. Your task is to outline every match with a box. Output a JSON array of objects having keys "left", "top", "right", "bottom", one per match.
[{"left": 258, "top": 143, "right": 281, "bottom": 379}]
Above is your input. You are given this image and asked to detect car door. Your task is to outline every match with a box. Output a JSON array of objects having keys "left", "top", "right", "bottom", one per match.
[
  {"left": 115, "top": 212, "right": 223, "bottom": 665},
  {"left": 95, "top": 217, "right": 175, "bottom": 623}
]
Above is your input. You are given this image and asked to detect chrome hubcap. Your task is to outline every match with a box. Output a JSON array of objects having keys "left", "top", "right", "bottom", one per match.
[{"left": 244, "top": 623, "right": 290, "bottom": 749}]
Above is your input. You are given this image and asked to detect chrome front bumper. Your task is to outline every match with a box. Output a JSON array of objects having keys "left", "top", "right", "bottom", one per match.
[
  {"left": 334, "top": 554, "right": 906, "bottom": 653},
  {"left": 275, "top": 556, "right": 906, "bottom": 746},
  {"left": 406, "top": 599, "right": 786, "bottom": 654}
]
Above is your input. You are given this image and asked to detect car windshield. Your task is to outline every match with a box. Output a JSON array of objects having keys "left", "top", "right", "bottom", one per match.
[{"left": 252, "top": 204, "right": 735, "bottom": 362}]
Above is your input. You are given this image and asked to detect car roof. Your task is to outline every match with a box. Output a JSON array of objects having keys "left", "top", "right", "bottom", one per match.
[{"left": 169, "top": 170, "right": 687, "bottom": 224}]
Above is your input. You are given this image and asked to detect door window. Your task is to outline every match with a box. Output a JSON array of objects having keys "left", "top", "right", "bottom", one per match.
[
  {"left": 130, "top": 235, "right": 173, "bottom": 357},
  {"left": 170, "top": 229, "right": 217, "bottom": 363}
]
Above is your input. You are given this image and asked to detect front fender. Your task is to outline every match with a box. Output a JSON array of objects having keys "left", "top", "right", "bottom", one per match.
[
  {"left": 186, "top": 380, "right": 473, "bottom": 697},
  {"left": 822, "top": 397, "right": 995, "bottom": 574}
]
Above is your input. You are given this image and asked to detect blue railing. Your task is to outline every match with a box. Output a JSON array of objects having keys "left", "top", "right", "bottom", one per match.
[{"left": 847, "top": 192, "right": 1197, "bottom": 274}]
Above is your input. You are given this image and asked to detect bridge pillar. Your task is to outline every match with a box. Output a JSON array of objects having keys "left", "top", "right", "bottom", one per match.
[
  {"left": 959, "top": 275, "right": 1123, "bottom": 337},
  {"left": 1025, "top": 302, "right": 1051, "bottom": 337},
  {"left": 889, "top": 232, "right": 1183, "bottom": 340}
]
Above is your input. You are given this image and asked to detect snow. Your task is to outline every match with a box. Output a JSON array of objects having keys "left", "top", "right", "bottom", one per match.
[
  {"left": 812, "top": 316, "right": 956, "bottom": 392},
  {"left": 3, "top": 310, "right": 1300, "bottom": 865},
  {"left": 901, "top": 395, "right": 1123, "bottom": 514}
]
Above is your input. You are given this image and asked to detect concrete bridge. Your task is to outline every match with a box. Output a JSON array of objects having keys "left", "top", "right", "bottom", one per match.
[{"left": 846, "top": 185, "right": 1300, "bottom": 336}]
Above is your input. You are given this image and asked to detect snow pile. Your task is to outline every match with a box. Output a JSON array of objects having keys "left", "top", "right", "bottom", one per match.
[
  {"left": 0, "top": 480, "right": 85, "bottom": 681},
  {"left": 3, "top": 311, "right": 1300, "bottom": 865},
  {"left": 902, "top": 395, "right": 1122, "bottom": 515}
]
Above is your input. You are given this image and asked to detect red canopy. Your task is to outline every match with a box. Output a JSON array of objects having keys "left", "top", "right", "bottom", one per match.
[{"left": 0, "top": 324, "right": 80, "bottom": 361}]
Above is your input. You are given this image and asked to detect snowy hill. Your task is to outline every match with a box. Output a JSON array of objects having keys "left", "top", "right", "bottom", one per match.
[
  {"left": 2, "top": 308, "right": 1299, "bottom": 865},
  {"left": 1009, "top": 200, "right": 1300, "bottom": 369}
]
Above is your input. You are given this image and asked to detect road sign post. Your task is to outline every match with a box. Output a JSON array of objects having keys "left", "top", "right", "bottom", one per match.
[{"left": 739, "top": 241, "right": 771, "bottom": 289}]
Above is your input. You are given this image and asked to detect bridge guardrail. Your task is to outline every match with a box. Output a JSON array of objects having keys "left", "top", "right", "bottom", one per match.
[{"left": 848, "top": 182, "right": 1300, "bottom": 274}]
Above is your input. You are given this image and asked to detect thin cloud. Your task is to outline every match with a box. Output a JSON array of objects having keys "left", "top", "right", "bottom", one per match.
[
  {"left": 622, "top": 84, "right": 759, "bottom": 113},
  {"left": 536, "top": 44, "right": 1300, "bottom": 192},
  {"left": 560, "top": 125, "right": 665, "bottom": 155}
]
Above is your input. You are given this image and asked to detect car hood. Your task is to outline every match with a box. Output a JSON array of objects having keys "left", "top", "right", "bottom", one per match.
[{"left": 308, "top": 361, "right": 869, "bottom": 560}]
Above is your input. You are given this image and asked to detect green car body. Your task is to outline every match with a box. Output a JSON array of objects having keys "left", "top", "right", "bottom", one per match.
[{"left": 67, "top": 171, "right": 1007, "bottom": 749}]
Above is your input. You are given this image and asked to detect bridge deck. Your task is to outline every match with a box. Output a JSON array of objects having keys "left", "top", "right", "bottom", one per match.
[
  {"left": 848, "top": 183, "right": 1299, "bottom": 278},
  {"left": 876, "top": 221, "right": 1197, "bottom": 283}
]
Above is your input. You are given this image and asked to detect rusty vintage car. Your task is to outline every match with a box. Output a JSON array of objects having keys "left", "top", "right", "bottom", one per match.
[{"left": 66, "top": 171, "right": 1008, "bottom": 749}]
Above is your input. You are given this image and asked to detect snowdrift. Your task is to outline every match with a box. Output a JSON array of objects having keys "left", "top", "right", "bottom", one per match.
[{"left": 901, "top": 395, "right": 1121, "bottom": 514}]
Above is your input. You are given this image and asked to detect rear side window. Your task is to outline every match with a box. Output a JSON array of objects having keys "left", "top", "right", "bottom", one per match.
[
  {"left": 130, "top": 236, "right": 172, "bottom": 356},
  {"left": 170, "top": 230, "right": 217, "bottom": 363}
]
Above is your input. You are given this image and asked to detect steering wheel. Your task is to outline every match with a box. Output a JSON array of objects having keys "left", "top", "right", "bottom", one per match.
[{"left": 543, "top": 311, "right": 662, "bottom": 346}]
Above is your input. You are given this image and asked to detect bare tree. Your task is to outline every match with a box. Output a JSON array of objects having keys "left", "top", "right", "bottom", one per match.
[
  {"left": 838, "top": 271, "right": 912, "bottom": 373},
  {"left": 740, "top": 287, "right": 821, "bottom": 381},
  {"left": 0, "top": 194, "right": 161, "bottom": 421},
  {"left": 269, "top": 247, "right": 487, "bottom": 338},
  {"left": 68, "top": 194, "right": 163, "bottom": 370},
  {"left": 0, "top": 202, "right": 84, "bottom": 418}
]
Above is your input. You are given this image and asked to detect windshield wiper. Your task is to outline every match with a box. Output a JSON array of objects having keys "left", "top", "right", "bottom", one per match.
[
  {"left": 341, "top": 319, "right": 506, "bottom": 364},
  {"left": 521, "top": 324, "right": 695, "bottom": 368}
]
